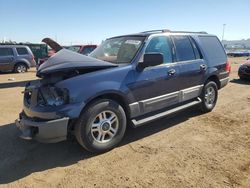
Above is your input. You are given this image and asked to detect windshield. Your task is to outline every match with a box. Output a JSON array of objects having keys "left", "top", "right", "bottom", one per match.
[
  {"left": 65, "top": 46, "right": 81, "bottom": 52},
  {"left": 89, "top": 36, "right": 145, "bottom": 64}
]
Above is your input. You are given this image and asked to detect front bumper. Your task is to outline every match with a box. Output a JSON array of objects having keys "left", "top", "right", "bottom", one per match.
[{"left": 15, "top": 114, "right": 69, "bottom": 143}]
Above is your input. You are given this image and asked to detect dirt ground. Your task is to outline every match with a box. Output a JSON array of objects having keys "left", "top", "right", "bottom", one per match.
[{"left": 0, "top": 57, "right": 249, "bottom": 188}]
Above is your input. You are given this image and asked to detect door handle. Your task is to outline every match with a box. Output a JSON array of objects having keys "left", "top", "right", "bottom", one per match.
[
  {"left": 168, "top": 69, "right": 176, "bottom": 76},
  {"left": 200, "top": 64, "right": 207, "bottom": 71}
]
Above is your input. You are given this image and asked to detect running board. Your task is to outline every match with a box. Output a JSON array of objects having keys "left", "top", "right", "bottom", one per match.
[{"left": 131, "top": 98, "right": 202, "bottom": 127}]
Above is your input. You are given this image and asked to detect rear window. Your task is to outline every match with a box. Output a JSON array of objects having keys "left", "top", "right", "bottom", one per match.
[
  {"left": 172, "top": 36, "right": 196, "bottom": 61},
  {"left": 81, "top": 47, "right": 96, "bottom": 55},
  {"left": 199, "top": 36, "right": 226, "bottom": 59},
  {"left": 16, "top": 47, "right": 29, "bottom": 55},
  {"left": 0, "top": 48, "right": 14, "bottom": 56}
]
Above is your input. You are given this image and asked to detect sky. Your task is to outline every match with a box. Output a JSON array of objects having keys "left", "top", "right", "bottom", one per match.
[{"left": 0, "top": 0, "right": 250, "bottom": 45}]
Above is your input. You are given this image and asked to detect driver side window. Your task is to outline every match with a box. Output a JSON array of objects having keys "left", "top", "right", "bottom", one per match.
[{"left": 145, "top": 36, "right": 173, "bottom": 64}]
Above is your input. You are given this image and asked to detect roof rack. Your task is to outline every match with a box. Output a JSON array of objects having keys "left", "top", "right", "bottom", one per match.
[
  {"left": 140, "top": 29, "right": 171, "bottom": 34},
  {"left": 140, "top": 29, "right": 207, "bottom": 34},
  {"left": 170, "top": 31, "right": 208, "bottom": 34}
]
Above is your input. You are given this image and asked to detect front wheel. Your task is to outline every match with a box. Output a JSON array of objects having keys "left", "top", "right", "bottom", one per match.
[
  {"left": 75, "top": 99, "right": 127, "bottom": 153},
  {"left": 199, "top": 81, "right": 218, "bottom": 113}
]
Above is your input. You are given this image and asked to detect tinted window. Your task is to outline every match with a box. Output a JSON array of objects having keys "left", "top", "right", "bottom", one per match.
[
  {"left": 0, "top": 48, "right": 14, "bottom": 56},
  {"left": 145, "top": 36, "right": 173, "bottom": 63},
  {"left": 81, "top": 47, "right": 96, "bottom": 55},
  {"left": 199, "top": 36, "right": 226, "bottom": 59},
  {"left": 16, "top": 47, "right": 28, "bottom": 55},
  {"left": 190, "top": 37, "right": 202, "bottom": 59},
  {"left": 66, "top": 46, "right": 81, "bottom": 52},
  {"left": 172, "top": 36, "right": 196, "bottom": 61}
]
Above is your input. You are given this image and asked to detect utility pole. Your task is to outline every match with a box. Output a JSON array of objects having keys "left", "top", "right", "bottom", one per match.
[{"left": 222, "top": 24, "right": 226, "bottom": 42}]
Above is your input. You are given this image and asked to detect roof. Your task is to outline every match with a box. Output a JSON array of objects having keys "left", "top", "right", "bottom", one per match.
[
  {"left": 109, "top": 29, "right": 209, "bottom": 39},
  {"left": 0, "top": 45, "right": 29, "bottom": 48}
]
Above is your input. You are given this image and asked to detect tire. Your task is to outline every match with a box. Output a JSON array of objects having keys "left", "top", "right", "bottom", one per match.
[
  {"left": 14, "top": 63, "right": 28, "bottom": 73},
  {"left": 75, "top": 99, "right": 127, "bottom": 153},
  {"left": 199, "top": 81, "right": 218, "bottom": 113}
]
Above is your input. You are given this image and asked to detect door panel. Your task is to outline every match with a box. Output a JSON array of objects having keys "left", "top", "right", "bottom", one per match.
[
  {"left": 171, "top": 36, "right": 206, "bottom": 101},
  {"left": 0, "top": 48, "right": 15, "bottom": 71},
  {"left": 129, "top": 63, "right": 180, "bottom": 116},
  {"left": 178, "top": 59, "right": 206, "bottom": 89},
  {"left": 0, "top": 56, "right": 14, "bottom": 71}
]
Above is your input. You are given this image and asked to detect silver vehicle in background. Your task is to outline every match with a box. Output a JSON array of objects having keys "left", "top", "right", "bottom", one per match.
[{"left": 0, "top": 45, "right": 36, "bottom": 73}]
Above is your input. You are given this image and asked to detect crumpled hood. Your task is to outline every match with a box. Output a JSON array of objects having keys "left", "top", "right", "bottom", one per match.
[{"left": 37, "top": 49, "right": 117, "bottom": 77}]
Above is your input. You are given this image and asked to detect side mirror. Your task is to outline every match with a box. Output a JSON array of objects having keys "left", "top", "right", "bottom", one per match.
[{"left": 138, "top": 53, "right": 163, "bottom": 70}]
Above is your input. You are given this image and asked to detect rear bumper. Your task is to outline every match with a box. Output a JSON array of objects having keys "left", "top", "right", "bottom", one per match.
[
  {"left": 220, "top": 77, "right": 230, "bottom": 88},
  {"left": 15, "top": 114, "right": 69, "bottom": 143}
]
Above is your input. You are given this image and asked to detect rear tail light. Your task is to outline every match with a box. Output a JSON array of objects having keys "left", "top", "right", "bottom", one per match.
[{"left": 225, "top": 60, "right": 231, "bottom": 73}]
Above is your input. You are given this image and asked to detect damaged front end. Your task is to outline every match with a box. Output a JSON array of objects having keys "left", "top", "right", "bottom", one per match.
[
  {"left": 16, "top": 80, "right": 71, "bottom": 143},
  {"left": 16, "top": 49, "right": 117, "bottom": 143}
]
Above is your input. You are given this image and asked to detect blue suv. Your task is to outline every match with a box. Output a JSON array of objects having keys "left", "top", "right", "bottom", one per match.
[{"left": 16, "top": 30, "right": 230, "bottom": 152}]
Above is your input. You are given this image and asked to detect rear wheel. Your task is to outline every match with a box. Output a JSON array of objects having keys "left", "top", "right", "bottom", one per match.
[
  {"left": 14, "top": 63, "right": 27, "bottom": 73},
  {"left": 75, "top": 99, "right": 127, "bottom": 153},
  {"left": 200, "top": 81, "right": 218, "bottom": 113}
]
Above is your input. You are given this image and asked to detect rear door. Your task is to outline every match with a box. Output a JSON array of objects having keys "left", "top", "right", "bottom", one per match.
[
  {"left": 0, "top": 47, "right": 15, "bottom": 71},
  {"left": 171, "top": 35, "right": 206, "bottom": 101}
]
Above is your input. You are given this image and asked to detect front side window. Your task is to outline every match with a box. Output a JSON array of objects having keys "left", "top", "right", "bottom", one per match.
[
  {"left": 145, "top": 36, "right": 173, "bottom": 63},
  {"left": 16, "top": 47, "right": 28, "bottom": 55},
  {"left": 89, "top": 36, "right": 145, "bottom": 64},
  {"left": 0, "top": 48, "right": 14, "bottom": 56},
  {"left": 172, "top": 36, "right": 196, "bottom": 61}
]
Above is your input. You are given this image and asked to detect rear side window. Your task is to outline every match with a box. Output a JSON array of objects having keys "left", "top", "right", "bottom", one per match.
[
  {"left": 16, "top": 47, "right": 29, "bottom": 55},
  {"left": 199, "top": 36, "right": 226, "bottom": 60},
  {"left": 145, "top": 36, "right": 173, "bottom": 63},
  {"left": 0, "top": 48, "right": 14, "bottom": 56},
  {"left": 172, "top": 36, "right": 196, "bottom": 61}
]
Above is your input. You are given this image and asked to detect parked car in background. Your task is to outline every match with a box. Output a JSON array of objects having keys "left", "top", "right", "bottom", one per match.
[
  {"left": 227, "top": 51, "right": 250, "bottom": 57},
  {"left": 65, "top": 45, "right": 97, "bottom": 55},
  {"left": 37, "top": 38, "right": 97, "bottom": 69},
  {"left": 238, "top": 59, "right": 250, "bottom": 80},
  {"left": 16, "top": 29, "right": 230, "bottom": 153},
  {"left": 24, "top": 43, "right": 48, "bottom": 62},
  {"left": 0, "top": 45, "right": 36, "bottom": 73}
]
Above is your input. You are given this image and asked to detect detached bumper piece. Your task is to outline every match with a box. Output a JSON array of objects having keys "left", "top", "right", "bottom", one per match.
[{"left": 15, "top": 115, "right": 69, "bottom": 143}]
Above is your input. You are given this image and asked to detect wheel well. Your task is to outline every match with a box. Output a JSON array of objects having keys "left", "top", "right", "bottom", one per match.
[
  {"left": 69, "top": 93, "right": 131, "bottom": 133},
  {"left": 206, "top": 75, "right": 220, "bottom": 89},
  {"left": 14, "top": 62, "right": 28, "bottom": 68},
  {"left": 85, "top": 93, "right": 130, "bottom": 119}
]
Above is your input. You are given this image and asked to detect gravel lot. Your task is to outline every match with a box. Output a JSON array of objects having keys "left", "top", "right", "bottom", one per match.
[{"left": 0, "top": 57, "right": 250, "bottom": 188}]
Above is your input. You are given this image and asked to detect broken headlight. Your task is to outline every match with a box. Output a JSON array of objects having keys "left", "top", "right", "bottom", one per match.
[{"left": 38, "top": 86, "right": 69, "bottom": 106}]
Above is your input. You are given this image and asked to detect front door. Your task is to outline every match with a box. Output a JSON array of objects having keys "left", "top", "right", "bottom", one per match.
[{"left": 130, "top": 36, "right": 181, "bottom": 116}]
